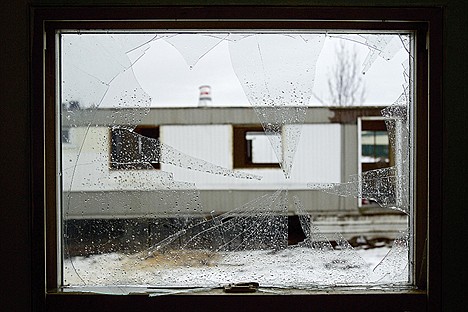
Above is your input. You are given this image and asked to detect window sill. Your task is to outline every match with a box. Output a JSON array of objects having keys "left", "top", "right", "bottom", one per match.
[
  {"left": 56, "top": 284, "right": 423, "bottom": 295},
  {"left": 46, "top": 287, "right": 427, "bottom": 311}
]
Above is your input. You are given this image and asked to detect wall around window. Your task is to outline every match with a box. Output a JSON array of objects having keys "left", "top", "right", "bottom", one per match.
[{"left": 2, "top": 1, "right": 467, "bottom": 311}]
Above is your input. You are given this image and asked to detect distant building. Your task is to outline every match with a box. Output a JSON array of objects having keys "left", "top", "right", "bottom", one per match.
[{"left": 61, "top": 106, "right": 406, "bottom": 248}]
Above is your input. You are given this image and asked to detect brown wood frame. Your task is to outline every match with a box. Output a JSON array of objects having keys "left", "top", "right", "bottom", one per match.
[
  {"left": 233, "top": 125, "right": 281, "bottom": 169},
  {"left": 31, "top": 5, "right": 442, "bottom": 312}
]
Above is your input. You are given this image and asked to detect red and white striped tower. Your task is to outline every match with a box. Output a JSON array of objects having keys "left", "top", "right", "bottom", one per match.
[{"left": 198, "top": 85, "right": 212, "bottom": 107}]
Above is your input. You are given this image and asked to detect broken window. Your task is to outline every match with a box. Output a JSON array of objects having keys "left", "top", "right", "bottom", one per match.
[
  {"left": 361, "top": 129, "right": 390, "bottom": 168},
  {"left": 110, "top": 125, "right": 161, "bottom": 170},
  {"left": 246, "top": 131, "right": 278, "bottom": 165},
  {"left": 58, "top": 30, "right": 415, "bottom": 293},
  {"left": 358, "top": 118, "right": 392, "bottom": 208},
  {"left": 233, "top": 125, "right": 281, "bottom": 168}
]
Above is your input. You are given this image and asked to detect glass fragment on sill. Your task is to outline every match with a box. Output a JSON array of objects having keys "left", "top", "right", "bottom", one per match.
[{"left": 147, "top": 287, "right": 216, "bottom": 296}]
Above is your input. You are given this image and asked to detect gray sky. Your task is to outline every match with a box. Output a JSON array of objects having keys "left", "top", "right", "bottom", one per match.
[
  {"left": 62, "top": 33, "right": 409, "bottom": 109},
  {"left": 129, "top": 33, "right": 409, "bottom": 107}
]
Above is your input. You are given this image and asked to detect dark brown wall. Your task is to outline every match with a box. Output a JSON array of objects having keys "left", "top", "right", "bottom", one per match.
[{"left": 1, "top": 1, "right": 467, "bottom": 311}]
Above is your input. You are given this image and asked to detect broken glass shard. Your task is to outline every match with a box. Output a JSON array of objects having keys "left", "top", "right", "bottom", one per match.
[
  {"left": 164, "top": 34, "right": 227, "bottom": 69},
  {"left": 371, "top": 230, "right": 410, "bottom": 283},
  {"left": 229, "top": 34, "right": 325, "bottom": 177},
  {"left": 309, "top": 165, "right": 409, "bottom": 214},
  {"left": 361, "top": 34, "right": 402, "bottom": 74}
]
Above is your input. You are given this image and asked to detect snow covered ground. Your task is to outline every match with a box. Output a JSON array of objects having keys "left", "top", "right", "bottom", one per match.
[{"left": 63, "top": 245, "right": 408, "bottom": 292}]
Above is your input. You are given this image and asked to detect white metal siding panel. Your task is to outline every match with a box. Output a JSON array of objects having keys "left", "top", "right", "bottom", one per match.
[
  {"left": 160, "top": 124, "right": 341, "bottom": 190},
  {"left": 64, "top": 125, "right": 343, "bottom": 192},
  {"left": 289, "top": 124, "right": 341, "bottom": 184},
  {"left": 160, "top": 125, "right": 234, "bottom": 188}
]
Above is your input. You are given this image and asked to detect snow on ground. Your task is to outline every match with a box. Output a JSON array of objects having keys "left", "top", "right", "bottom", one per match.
[{"left": 63, "top": 246, "right": 408, "bottom": 290}]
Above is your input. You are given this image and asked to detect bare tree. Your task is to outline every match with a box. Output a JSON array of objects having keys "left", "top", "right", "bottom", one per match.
[{"left": 328, "top": 41, "right": 366, "bottom": 106}]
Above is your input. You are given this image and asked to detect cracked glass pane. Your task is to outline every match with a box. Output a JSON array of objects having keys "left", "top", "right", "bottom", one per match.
[
  {"left": 60, "top": 31, "right": 414, "bottom": 291},
  {"left": 164, "top": 34, "right": 228, "bottom": 69},
  {"left": 229, "top": 34, "right": 325, "bottom": 177}
]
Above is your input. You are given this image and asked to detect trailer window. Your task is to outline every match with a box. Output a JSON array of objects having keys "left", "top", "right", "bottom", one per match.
[
  {"left": 233, "top": 125, "right": 281, "bottom": 169},
  {"left": 58, "top": 30, "right": 415, "bottom": 292},
  {"left": 110, "top": 125, "right": 161, "bottom": 170}
]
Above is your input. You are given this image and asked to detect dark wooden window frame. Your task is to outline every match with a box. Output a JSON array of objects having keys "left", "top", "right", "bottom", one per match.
[
  {"left": 110, "top": 125, "right": 161, "bottom": 170},
  {"left": 31, "top": 5, "right": 442, "bottom": 312},
  {"left": 233, "top": 125, "right": 281, "bottom": 169}
]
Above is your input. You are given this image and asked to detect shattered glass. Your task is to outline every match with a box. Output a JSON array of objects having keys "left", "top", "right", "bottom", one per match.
[
  {"left": 229, "top": 34, "right": 325, "bottom": 177},
  {"left": 60, "top": 31, "right": 413, "bottom": 292}
]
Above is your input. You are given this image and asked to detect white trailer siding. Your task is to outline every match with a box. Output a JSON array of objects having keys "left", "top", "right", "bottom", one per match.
[
  {"left": 161, "top": 124, "right": 341, "bottom": 190},
  {"left": 61, "top": 107, "right": 407, "bottom": 240},
  {"left": 290, "top": 124, "right": 341, "bottom": 185},
  {"left": 62, "top": 123, "right": 343, "bottom": 193},
  {"left": 160, "top": 125, "right": 235, "bottom": 189},
  {"left": 62, "top": 127, "right": 173, "bottom": 192}
]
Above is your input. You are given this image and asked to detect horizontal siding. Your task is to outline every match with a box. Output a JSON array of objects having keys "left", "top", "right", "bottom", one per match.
[
  {"left": 64, "top": 189, "right": 349, "bottom": 219},
  {"left": 62, "top": 124, "right": 347, "bottom": 191},
  {"left": 62, "top": 107, "right": 336, "bottom": 126},
  {"left": 289, "top": 124, "right": 341, "bottom": 184}
]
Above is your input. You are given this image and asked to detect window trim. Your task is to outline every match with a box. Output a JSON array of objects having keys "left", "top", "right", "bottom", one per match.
[
  {"left": 31, "top": 5, "right": 442, "bottom": 311},
  {"left": 233, "top": 125, "right": 281, "bottom": 169}
]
